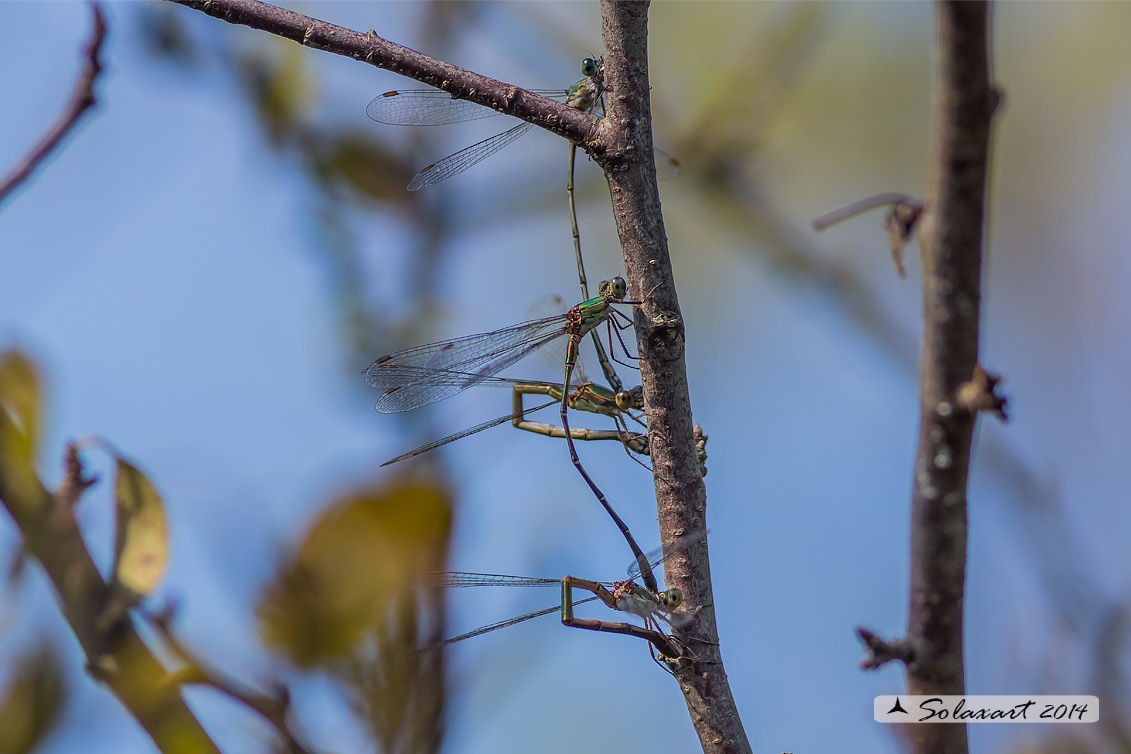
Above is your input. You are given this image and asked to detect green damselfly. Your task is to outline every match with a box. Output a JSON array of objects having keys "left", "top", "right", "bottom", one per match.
[{"left": 363, "top": 277, "right": 654, "bottom": 590}]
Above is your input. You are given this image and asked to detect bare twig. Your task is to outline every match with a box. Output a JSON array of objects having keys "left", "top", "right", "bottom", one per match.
[
  {"left": 0, "top": 3, "right": 107, "bottom": 210},
  {"left": 55, "top": 441, "right": 98, "bottom": 508},
  {"left": 147, "top": 606, "right": 315, "bottom": 754},
  {"left": 813, "top": 193, "right": 925, "bottom": 278},
  {"left": 812, "top": 193, "right": 922, "bottom": 232},
  {"left": 856, "top": 627, "right": 914, "bottom": 671},
  {"left": 903, "top": 3, "right": 997, "bottom": 754}
]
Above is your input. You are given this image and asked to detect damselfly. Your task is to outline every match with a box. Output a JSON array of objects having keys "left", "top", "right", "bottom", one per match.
[
  {"left": 363, "top": 277, "right": 655, "bottom": 591},
  {"left": 366, "top": 57, "right": 606, "bottom": 191},
  {"left": 417, "top": 531, "right": 707, "bottom": 663}
]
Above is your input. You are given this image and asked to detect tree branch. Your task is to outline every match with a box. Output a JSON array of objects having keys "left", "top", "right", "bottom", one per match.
[
  {"left": 0, "top": 3, "right": 107, "bottom": 210},
  {"left": 164, "top": 0, "right": 599, "bottom": 147},
  {"left": 0, "top": 443, "right": 220, "bottom": 753},
  {"left": 904, "top": 3, "right": 997, "bottom": 754},
  {"left": 599, "top": 3, "right": 749, "bottom": 753}
]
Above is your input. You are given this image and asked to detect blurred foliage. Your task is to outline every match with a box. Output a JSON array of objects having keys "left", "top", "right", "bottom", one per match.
[
  {"left": 138, "top": 3, "right": 203, "bottom": 67},
  {"left": 0, "top": 351, "right": 41, "bottom": 467},
  {"left": 0, "top": 351, "right": 47, "bottom": 525},
  {"left": 257, "top": 476, "right": 451, "bottom": 754},
  {"left": 0, "top": 647, "right": 65, "bottom": 754},
  {"left": 258, "top": 476, "right": 451, "bottom": 664}
]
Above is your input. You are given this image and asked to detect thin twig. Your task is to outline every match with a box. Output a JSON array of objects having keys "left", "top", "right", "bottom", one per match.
[
  {"left": 55, "top": 441, "right": 98, "bottom": 509},
  {"left": 813, "top": 193, "right": 925, "bottom": 278},
  {"left": 811, "top": 193, "right": 921, "bottom": 231},
  {"left": 856, "top": 627, "right": 914, "bottom": 670},
  {"left": 146, "top": 606, "right": 315, "bottom": 754},
  {"left": 0, "top": 3, "right": 107, "bottom": 210},
  {"left": 904, "top": 3, "right": 997, "bottom": 754}
]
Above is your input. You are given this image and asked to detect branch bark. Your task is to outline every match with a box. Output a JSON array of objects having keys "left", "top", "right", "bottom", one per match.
[
  {"left": 599, "top": 3, "right": 748, "bottom": 753},
  {"left": 0, "top": 3, "right": 106, "bottom": 210},
  {"left": 904, "top": 3, "right": 997, "bottom": 753}
]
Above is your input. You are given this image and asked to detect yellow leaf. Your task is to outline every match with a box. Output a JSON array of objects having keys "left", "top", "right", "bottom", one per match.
[
  {"left": 0, "top": 351, "right": 41, "bottom": 462},
  {"left": 258, "top": 477, "right": 452, "bottom": 666},
  {"left": 112, "top": 458, "right": 169, "bottom": 599}
]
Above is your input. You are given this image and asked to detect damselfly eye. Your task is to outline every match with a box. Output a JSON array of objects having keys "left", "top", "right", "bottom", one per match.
[
  {"left": 614, "top": 391, "right": 635, "bottom": 411},
  {"left": 664, "top": 587, "right": 683, "bottom": 609},
  {"left": 581, "top": 57, "right": 598, "bottom": 77},
  {"left": 608, "top": 276, "right": 627, "bottom": 300}
]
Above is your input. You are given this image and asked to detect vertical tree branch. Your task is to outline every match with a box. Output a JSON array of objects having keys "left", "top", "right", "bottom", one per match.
[
  {"left": 905, "top": 3, "right": 996, "bottom": 753},
  {"left": 598, "top": 3, "right": 749, "bottom": 753},
  {"left": 0, "top": 3, "right": 106, "bottom": 210}
]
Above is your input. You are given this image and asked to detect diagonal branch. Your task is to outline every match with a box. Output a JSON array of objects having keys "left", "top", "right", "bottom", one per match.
[
  {"left": 164, "top": 0, "right": 600, "bottom": 148},
  {"left": 904, "top": 3, "right": 998, "bottom": 754},
  {"left": 0, "top": 3, "right": 107, "bottom": 210}
]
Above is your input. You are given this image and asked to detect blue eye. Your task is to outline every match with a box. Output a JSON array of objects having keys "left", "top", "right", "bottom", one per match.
[{"left": 581, "top": 57, "right": 598, "bottom": 77}]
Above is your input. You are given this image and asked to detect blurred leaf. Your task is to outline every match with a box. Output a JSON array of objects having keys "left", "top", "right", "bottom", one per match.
[
  {"left": 0, "top": 647, "right": 65, "bottom": 754},
  {"left": 312, "top": 131, "right": 415, "bottom": 204},
  {"left": 0, "top": 353, "right": 46, "bottom": 521},
  {"left": 258, "top": 477, "right": 452, "bottom": 667},
  {"left": 138, "top": 4, "right": 203, "bottom": 66},
  {"left": 0, "top": 351, "right": 41, "bottom": 463},
  {"left": 111, "top": 458, "right": 169, "bottom": 600},
  {"left": 238, "top": 42, "right": 311, "bottom": 148}
]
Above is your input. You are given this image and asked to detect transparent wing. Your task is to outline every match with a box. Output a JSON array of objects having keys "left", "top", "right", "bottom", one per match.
[
  {"left": 381, "top": 399, "right": 559, "bottom": 467},
  {"left": 408, "top": 122, "right": 535, "bottom": 190},
  {"left": 420, "top": 595, "right": 601, "bottom": 652},
  {"left": 418, "top": 572, "right": 560, "bottom": 588},
  {"left": 367, "top": 88, "right": 566, "bottom": 126},
  {"left": 654, "top": 148, "right": 681, "bottom": 183},
  {"left": 627, "top": 529, "right": 709, "bottom": 580},
  {"left": 363, "top": 313, "right": 569, "bottom": 414}
]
